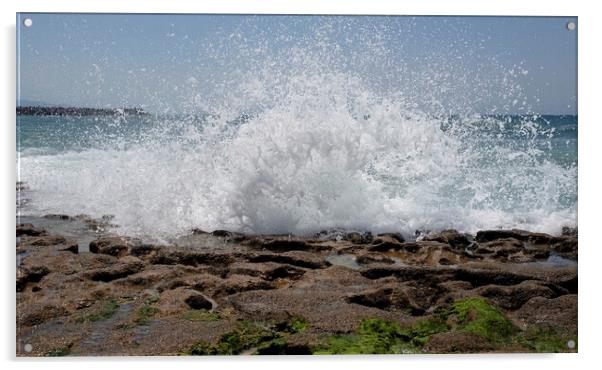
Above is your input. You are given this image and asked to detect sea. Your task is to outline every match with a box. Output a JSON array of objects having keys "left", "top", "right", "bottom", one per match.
[{"left": 16, "top": 109, "right": 577, "bottom": 240}]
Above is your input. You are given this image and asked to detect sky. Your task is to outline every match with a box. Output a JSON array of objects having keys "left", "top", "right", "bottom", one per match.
[{"left": 17, "top": 14, "right": 577, "bottom": 115}]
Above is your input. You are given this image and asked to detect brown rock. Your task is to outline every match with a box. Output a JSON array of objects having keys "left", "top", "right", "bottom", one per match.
[
  {"left": 422, "top": 229, "right": 471, "bottom": 250},
  {"left": 423, "top": 332, "right": 494, "bottom": 353},
  {"left": 84, "top": 258, "right": 146, "bottom": 282},
  {"left": 247, "top": 251, "right": 327, "bottom": 269},
  {"left": 511, "top": 294, "right": 578, "bottom": 333},
  {"left": 356, "top": 252, "right": 395, "bottom": 265},
  {"left": 17, "top": 265, "right": 50, "bottom": 292},
  {"left": 16, "top": 223, "right": 46, "bottom": 237},
  {"left": 474, "top": 280, "right": 557, "bottom": 310}
]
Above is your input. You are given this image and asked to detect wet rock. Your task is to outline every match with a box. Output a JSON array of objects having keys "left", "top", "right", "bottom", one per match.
[
  {"left": 18, "top": 304, "right": 70, "bottom": 327},
  {"left": 347, "top": 283, "right": 439, "bottom": 315},
  {"left": 263, "top": 265, "right": 306, "bottom": 281},
  {"left": 474, "top": 280, "right": 557, "bottom": 310},
  {"left": 423, "top": 332, "right": 494, "bottom": 353},
  {"left": 17, "top": 234, "right": 67, "bottom": 247},
  {"left": 89, "top": 236, "right": 136, "bottom": 257},
  {"left": 43, "top": 214, "right": 72, "bottom": 220},
  {"left": 261, "top": 239, "right": 311, "bottom": 252},
  {"left": 247, "top": 251, "right": 327, "bottom": 269},
  {"left": 227, "top": 261, "right": 306, "bottom": 282},
  {"left": 84, "top": 258, "right": 146, "bottom": 282},
  {"left": 347, "top": 286, "right": 394, "bottom": 310},
  {"left": 345, "top": 231, "right": 373, "bottom": 244},
  {"left": 561, "top": 226, "right": 577, "bottom": 236},
  {"left": 129, "top": 243, "right": 162, "bottom": 258},
  {"left": 475, "top": 229, "right": 554, "bottom": 245},
  {"left": 59, "top": 242, "right": 79, "bottom": 254},
  {"left": 474, "top": 238, "right": 524, "bottom": 257},
  {"left": 17, "top": 265, "right": 50, "bottom": 292},
  {"left": 211, "top": 230, "right": 246, "bottom": 242},
  {"left": 118, "top": 265, "right": 188, "bottom": 288},
  {"left": 550, "top": 236, "right": 578, "bottom": 260},
  {"left": 376, "top": 232, "right": 405, "bottom": 243},
  {"left": 150, "top": 248, "right": 234, "bottom": 267},
  {"left": 213, "top": 274, "right": 275, "bottom": 296},
  {"left": 422, "top": 229, "right": 471, "bottom": 250},
  {"left": 16, "top": 223, "right": 46, "bottom": 237},
  {"left": 313, "top": 229, "right": 374, "bottom": 244},
  {"left": 511, "top": 294, "right": 577, "bottom": 333},
  {"left": 356, "top": 252, "right": 395, "bottom": 265},
  {"left": 190, "top": 228, "right": 208, "bottom": 235},
  {"left": 185, "top": 294, "right": 213, "bottom": 310},
  {"left": 369, "top": 235, "right": 405, "bottom": 251},
  {"left": 157, "top": 287, "right": 213, "bottom": 314}
]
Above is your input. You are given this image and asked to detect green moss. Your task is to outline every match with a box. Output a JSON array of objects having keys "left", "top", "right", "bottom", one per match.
[
  {"left": 440, "top": 297, "right": 518, "bottom": 342},
  {"left": 314, "top": 318, "right": 416, "bottom": 354},
  {"left": 45, "top": 343, "right": 72, "bottom": 357},
  {"left": 145, "top": 294, "right": 160, "bottom": 305},
  {"left": 76, "top": 299, "right": 119, "bottom": 323},
  {"left": 399, "top": 317, "right": 448, "bottom": 347},
  {"left": 181, "top": 309, "right": 221, "bottom": 322},
  {"left": 186, "top": 320, "right": 278, "bottom": 355},
  {"left": 315, "top": 299, "right": 519, "bottom": 354},
  {"left": 517, "top": 326, "right": 577, "bottom": 353},
  {"left": 254, "top": 338, "right": 288, "bottom": 355},
  {"left": 276, "top": 315, "right": 310, "bottom": 333},
  {"left": 135, "top": 305, "right": 160, "bottom": 325}
]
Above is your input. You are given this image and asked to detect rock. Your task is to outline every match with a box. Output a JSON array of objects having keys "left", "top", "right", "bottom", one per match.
[
  {"left": 347, "top": 283, "right": 440, "bottom": 315},
  {"left": 213, "top": 274, "right": 275, "bottom": 296},
  {"left": 561, "top": 226, "right": 577, "bottom": 236},
  {"left": 211, "top": 230, "right": 246, "bottom": 242},
  {"left": 129, "top": 243, "right": 162, "bottom": 258},
  {"left": 247, "top": 251, "right": 327, "bottom": 269},
  {"left": 185, "top": 294, "right": 213, "bottom": 310},
  {"left": 422, "top": 229, "right": 471, "bottom": 249},
  {"left": 474, "top": 238, "right": 524, "bottom": 258},
  {"left": 347, "top": 286, "right": 394, "bottom": 309},
  {"left": 474, "top": 280, "right": 557, "bottom": 310},
  {"left": 43, "top": 214, "right": 72, "bottom": 220},
  {"left": 550, "top": 236, "right": 578, "bottom": 260},
  {"left": 475, "top": 229, "right": 526, "bottom": 243},
  {"left": 89, "top": 236, "right": 134, "bottom": 257},
  {"left": 18, "top": 304, "right": 70, "bottom": 327},
  {"left": 511, "top": 294, "right": 577, "bottom": 333},
  {"left": 84, "top": 258, "right": 146, "bottom": 282},
  {"left": 16, "top": 223, "right": 46, "bottom": 237},
  {"left": 423, "top": 332, "right": 494, "bottom": 353},
  {"left": 17, "top": 234, "right": 66, "bottom": 247},
  {"left": 227, "top": 261, "right": 306, "bottom": 282},
  {"left": 261, "top": 239, "right": 310, "bottom": 252},
  {"left": 150, "top": 248, "right": 234, "bottom": 267},
  {"left": 356, "top": 252, "right": 395, "bottom": 265},
  {"left": 345, "top": 231, "right": 373, "bottom": 244},
  {"left": 376, "top": 232, "right": 405, "bottom": 243},
  {"left": 157, "top": 287, "right": 213, "bottom": 314},
  {"left": 17, "top": 265, "right": 50, "bottom": 292},
  {"left": 369, "top": 235, "right": 405, "bottom": 251}
]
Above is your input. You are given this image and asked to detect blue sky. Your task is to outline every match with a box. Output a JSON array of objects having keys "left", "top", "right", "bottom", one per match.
[{"left": 17, "top": 14, "right": 577, "bottom": 114}]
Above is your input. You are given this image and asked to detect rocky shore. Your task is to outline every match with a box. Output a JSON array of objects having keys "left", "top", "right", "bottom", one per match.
[{"left": 16, "top": 216, "right": 578, "bottom": 356}]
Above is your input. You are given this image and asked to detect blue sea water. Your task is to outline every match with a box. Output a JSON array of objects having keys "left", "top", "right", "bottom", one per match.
[{"left": 16, "top": 112, "right": 577, "bottom": 239}]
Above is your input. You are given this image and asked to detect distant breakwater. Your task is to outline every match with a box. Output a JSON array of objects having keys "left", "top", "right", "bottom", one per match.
[{"left": 17, "top": 106, "right": 149, "bottom": 117}]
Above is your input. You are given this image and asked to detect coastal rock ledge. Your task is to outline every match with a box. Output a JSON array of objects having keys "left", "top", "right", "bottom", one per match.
[{"left": 16, "top": 222, "right": 577, "bottom": 356}]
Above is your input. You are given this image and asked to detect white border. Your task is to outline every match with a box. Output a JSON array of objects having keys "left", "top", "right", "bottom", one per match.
[{"left": 2, "top": 1, "right": 600, "bottom": 369}]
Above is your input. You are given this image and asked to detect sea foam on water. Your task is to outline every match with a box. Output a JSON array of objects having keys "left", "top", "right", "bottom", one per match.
[{"left": 17, "top": 17, "right": 577, "bottom": 239}]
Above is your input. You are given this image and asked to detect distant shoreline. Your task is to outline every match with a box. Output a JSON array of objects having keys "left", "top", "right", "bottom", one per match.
[{"left": 16, "top": 106, "right": 149, "bottom": 117}]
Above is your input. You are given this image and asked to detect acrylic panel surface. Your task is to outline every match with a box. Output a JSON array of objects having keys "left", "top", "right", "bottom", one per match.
[{"left": 16, "top": 14, "right": 577, "bottom": 356}]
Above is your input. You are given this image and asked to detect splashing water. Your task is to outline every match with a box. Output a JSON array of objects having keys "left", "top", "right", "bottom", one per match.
[{"left": 17, "top": 17, "right": 577, "bottom": 239}]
